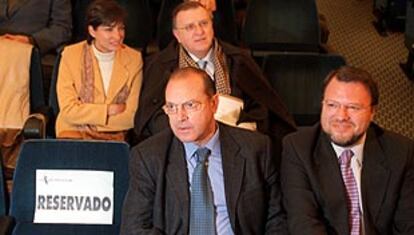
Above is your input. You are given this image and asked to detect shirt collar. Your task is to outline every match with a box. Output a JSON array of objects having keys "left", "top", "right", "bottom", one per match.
[
  {"left": 188, "top": 47, "right": 214, "bottom": 64},
  {"left": 331, "top": 133, "right": 366, "bottom": 166},
  {"left": 183, "top": 126, "right": 221, "bottom": 161}
]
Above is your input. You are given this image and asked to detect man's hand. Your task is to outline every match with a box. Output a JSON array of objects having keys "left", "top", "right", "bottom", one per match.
[
  {"left": 108, "top": 104, "right": 126, "bottom": 116},
  {"left": 2, "top": 34, "right": 32, "bottom": 44}
]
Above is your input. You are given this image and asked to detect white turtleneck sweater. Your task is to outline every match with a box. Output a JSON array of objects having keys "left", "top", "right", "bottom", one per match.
[{"left": 92, "top": 44, "right": 115, "bottom": 95}]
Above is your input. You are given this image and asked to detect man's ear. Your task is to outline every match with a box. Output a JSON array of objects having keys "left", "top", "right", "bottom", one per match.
[
  {"left": 369, "top": 105, "right": 377, "bottom": 121},
  {"left": 173, "top": 29, "right": 181, "bottom": 43},
  {"left": 211, "top": 94, "right": 219, "bottom": 113}
]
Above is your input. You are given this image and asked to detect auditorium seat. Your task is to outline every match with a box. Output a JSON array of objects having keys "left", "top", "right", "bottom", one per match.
[
  {"left": 373, "top": 0, "right": 407, "bottom": 35},
  {"left": 118, "top": 0, "right": 154, "bottom": 53},
  {"left": 262, "top": 53, "right": 346, "bottom": 126},
  {"left": 1, "top": 45, "right": 47, "bottom": 186},
  {"left": 9, "top": 140, "right": 129, "bottom": 235},
  {"left": 242, "top": 0, "right": 323, "bottom": 56},
  {"left": 0, "top": 151, "right": 8, "bottom": 216},
  {"left": 71, "top": 0, "right": 91, "bottom": 43},
  {"left": 43, "top": 48, "right": 63, "bottom": 138},
  {"left": 0, "top": 151, "right": 14, "bottom": 235},
  {"left": 22, "top": 47, "right": 48, "bottom": 140}
]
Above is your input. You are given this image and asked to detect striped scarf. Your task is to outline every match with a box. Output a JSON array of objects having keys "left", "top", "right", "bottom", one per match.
[{"left": 178, "top": 39, "right": 231, "bottom": 95}]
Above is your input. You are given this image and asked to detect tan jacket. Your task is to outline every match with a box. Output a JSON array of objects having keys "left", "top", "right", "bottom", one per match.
[{"left": 56, "top": 41, "right": 143, "bottom": 137}]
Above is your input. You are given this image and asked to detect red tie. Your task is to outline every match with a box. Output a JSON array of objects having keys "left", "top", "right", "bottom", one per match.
[{"left": 339, "top": 149, "right": 361, "bottom": 235}]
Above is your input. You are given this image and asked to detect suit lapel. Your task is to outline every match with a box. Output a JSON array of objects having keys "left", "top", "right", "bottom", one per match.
[
  {"left": 314, "top": 132, "right": 349, "bottom": 233},
  {"left": 166, "top": 136, "right": 190, "bottom": 230},
  {"left": 106, "top": 47, "right": 129, "bottom": 102},
  {"left": 219, "top": 125, "right": 244, "bottom": 229},
  {"left": 361, "top": 126, "right": 389, "bottom": 224}
]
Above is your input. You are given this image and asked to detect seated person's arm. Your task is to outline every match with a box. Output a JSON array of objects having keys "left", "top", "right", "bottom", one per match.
[
  {"left": 281, "top": 137, "right": 328, "bottom": 235},
  {"left": 31, "top": 0, "right": 72, "bottom": 53},
  {"left": 106, "top": 59, "right": 143, "bottom": 130}
]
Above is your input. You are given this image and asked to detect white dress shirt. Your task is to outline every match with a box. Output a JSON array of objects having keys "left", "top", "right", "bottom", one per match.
[
  {"left": 331, "top": 134, "right": 366, "bottom": 235},
  {"left": 189, "top": 48, "right": 215, "bottom": 79}
]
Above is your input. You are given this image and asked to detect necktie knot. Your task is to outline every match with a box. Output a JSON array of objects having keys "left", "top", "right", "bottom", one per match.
[
  {"left": 339, "top": 149, "right": 354, "bottom": 166},
  {"left": 195, "top": 147, "right": 211, "bottom": 164},
  {"left": 198, "top": 60, "right": 208, "bottom": 70}
]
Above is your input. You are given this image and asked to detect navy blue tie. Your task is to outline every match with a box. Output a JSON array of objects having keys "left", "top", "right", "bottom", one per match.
[{"left": 189, "top": 147, "right": 215, "bottom": 235}]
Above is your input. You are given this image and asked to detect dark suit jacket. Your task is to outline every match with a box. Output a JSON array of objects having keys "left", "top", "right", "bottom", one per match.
[
  {"left": 281, "top": 123, "right": 414, "bottom": 235},
  {"left": 0, "top": 0, "right": 72, "bottom": 54},
  {"left": 133, "top": 40, "right": 296, "bottom": 147},
  {"left": 121, "top": 123, "right": 287, "bottom": 235}
]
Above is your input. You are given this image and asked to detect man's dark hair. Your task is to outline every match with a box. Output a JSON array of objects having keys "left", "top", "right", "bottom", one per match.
[
  {"left": 169, "top": 67, "right": 216, "bottom": 96},
  {"left": 86, "top": 0, "right": 127, "bottom": 43},
  {"left": 323, "top": 66, "right": 379, "bottom": 106},
  {"left": 171, "top": 1, "right": 212, "bottom": 29}
]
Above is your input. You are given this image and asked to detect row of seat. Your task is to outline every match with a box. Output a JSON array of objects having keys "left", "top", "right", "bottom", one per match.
[{"left": 68, "top": 0, "right": 326, "bottom": 54}]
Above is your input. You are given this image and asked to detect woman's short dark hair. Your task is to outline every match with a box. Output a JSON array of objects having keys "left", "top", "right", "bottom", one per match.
[
  {"left": 86, "top": 0, "right": 127, "bottom": 43},
  {"left": 323, "top": 66, "right": 379, "bottom": 106}
]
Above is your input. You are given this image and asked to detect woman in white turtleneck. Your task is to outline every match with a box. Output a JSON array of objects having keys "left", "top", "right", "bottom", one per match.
[{"left": 55, "top": 0, "right": 143, "bottom": 141}]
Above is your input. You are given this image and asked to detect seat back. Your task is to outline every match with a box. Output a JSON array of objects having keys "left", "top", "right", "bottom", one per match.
[
  {"left": 0, "top": 151, "right": 7, "bottom": 216},
  {"left": 71, "top": 0, "right": 92, "bottom": 43},
  {"left": 243, "top": 0, "right": 321, "bottom": 53},
  {"left": 10, "top": 140, "right": 129, "bottom": 235},
  {"left": 29, "top": 47, "right": 46, "bottom": 113},
  {"left": 46, "top": 48, "right": 63, "bottom": 137},
  {"left": 118, "top": 0, "right": 154, "bottom": 51},
  {"left": 262, "top": 53, "right": 346, "bottom": 126},
  {"left": 0, "top": 150, "right": 13, "bottom": 235}
]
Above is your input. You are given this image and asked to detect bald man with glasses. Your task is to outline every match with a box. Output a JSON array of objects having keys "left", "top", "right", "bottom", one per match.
[{"left": 121, "top": 67, "right": 287, "bottom": 235}]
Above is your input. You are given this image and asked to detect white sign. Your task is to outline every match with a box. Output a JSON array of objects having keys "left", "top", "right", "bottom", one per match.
[{"left": 34, "top": 169, "right": 114, "bottom": 224}]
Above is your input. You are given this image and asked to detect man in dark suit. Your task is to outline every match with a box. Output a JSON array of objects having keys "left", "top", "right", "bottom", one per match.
[
  {"left": 133, "top": 1, "right": 296, "bottom": 151},
  {"left": 121, "top": 67, "right": 287, "bottom": 234},
  {"left": 281, "top": 66, "right": 414, "bottom": 235},
  {"left": 0, "top": 0, "right": 72, "bottom": 54}
]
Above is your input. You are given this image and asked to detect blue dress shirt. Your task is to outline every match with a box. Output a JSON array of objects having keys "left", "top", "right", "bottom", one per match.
[{"left": 184, "top": 128, "right": 234, "bottom": 235}]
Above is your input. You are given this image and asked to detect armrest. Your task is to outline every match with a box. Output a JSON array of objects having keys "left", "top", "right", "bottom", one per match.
[{"left": 22, "top": 113, "right": 47, "bottom": 139}]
